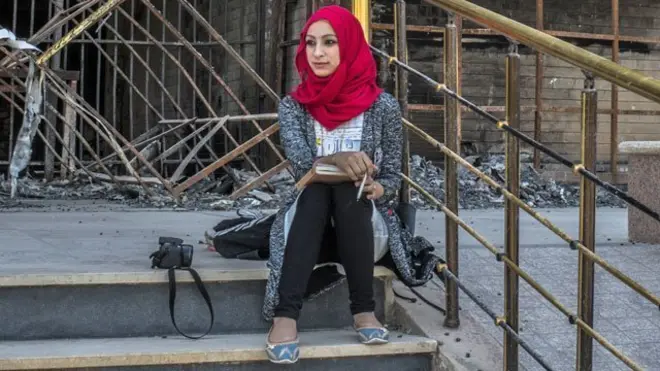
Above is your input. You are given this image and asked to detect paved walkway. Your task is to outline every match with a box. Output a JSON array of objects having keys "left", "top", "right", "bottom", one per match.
[
  {"left": 2, "top": 206, "right": 658, "bottom": 370},
  {"left": 412, "top": 207, "right": 660, "bottom": 371}
]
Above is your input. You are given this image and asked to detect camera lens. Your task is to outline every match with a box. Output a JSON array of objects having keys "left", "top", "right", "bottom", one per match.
[{"left": 181, "top": 245, "right": 193, "bottom": 267}]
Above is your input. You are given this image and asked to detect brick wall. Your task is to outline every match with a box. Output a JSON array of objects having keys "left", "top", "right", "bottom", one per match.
[
  {"left": 373, "top": 0, "right": 660, "bottom": 167},
  {"left": 387, "top": 0, "right": 660, "bottom": 37}
]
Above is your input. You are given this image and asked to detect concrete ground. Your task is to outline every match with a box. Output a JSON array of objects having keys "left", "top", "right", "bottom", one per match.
[
  {"left": 2, "top": 205, "right": 658, "bottom": 371},
  {"left": 410, "top": 207, "right": 660, "bottom": 371}
]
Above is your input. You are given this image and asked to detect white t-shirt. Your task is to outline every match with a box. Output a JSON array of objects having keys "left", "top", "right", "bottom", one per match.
[
  {"left": 314, "top": 114, "right": 364, "bottom": 157},
  {"left": 310, "top": 113, "right": 389, "bottom": 262}
]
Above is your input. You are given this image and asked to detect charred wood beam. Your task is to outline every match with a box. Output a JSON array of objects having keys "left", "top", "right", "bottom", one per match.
[
  {"left": 141, "top": 0, "right": 287, "bottom": 166},
  {"left": 71, "top": 10, "right": 210, "bottom": 173},
  {"left": 95, "top": 119, "right": 197, "bottom": 167},
  {"left": 175, "top": 0, "right": 279, "bottom": 102},
  {"left": 159, "top": 114, "right": 279, "bottom": 125},
  {"left": 113, "top": 6, "right": 253, "bottom": 188},
  {"left": 138, "top": 0, "right": 287, "bottom": 188},
  {"left": 0, "top": 0, "right": 102, "bottom": 68},
  {"left": 32, "top": 58, "right": 173, "bottom": 196},
  {"left": 0, "top": 65, "right": 116, "bottom": 185},
  {"left": 173, "top": 124, "right": 280, "bottom": 196},
  {"left": 169, "top": 117, "right": 230, "bottom": 183},
  {"left": 36, "top": 0, "right": 128, "bottom": 66},
  {"left": 230, "top": 160, "right": 291, "bottom": 200}
]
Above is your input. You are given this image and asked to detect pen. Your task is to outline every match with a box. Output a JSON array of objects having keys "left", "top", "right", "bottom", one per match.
[{"left": 356, "top": 173, "right": 367, "bottom": 200}]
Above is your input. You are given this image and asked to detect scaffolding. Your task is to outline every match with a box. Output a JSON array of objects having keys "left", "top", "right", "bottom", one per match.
[{"left": 1, "top": 0, "right": 292, "bottom": 199}]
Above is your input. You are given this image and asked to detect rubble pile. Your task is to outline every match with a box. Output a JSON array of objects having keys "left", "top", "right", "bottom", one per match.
[
  {"left": 186, "top": 170, "right": 295, "bottom": 211},
  {"left": 0, "top": 171, "right": 293, "bottom": 210},
  {"left": 409, "top": 154, "right": 626, "bottom": 210},
  {"left": 0, "top": 154, "right": 627, "bottom": 211}
]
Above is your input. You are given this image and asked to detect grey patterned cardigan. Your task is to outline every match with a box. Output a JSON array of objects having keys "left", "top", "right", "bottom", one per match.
[{"left": 262, "top": 91, "right": 441, "bottom": 321}]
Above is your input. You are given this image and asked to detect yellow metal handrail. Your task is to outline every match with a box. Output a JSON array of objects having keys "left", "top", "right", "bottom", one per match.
[
  {"left": 366, "top": 1, "right": 660, "bottom": 370},
  {"left": 423, "top": 0, "right": 660, "bottom": 105}
]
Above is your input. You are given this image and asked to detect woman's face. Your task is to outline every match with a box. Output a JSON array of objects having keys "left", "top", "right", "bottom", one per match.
[{"left": 305, "top": 20, "right": 340, "bottom": 77}]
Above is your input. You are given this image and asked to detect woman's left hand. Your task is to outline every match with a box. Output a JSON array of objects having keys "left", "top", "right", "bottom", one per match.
[{"left": 356, "top": 177, "right": 384, "bottom": 200}]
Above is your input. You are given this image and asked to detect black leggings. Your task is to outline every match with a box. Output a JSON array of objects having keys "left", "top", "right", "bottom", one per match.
[{"left": 274, "top": 182, "right": 375, "bottom": 320}]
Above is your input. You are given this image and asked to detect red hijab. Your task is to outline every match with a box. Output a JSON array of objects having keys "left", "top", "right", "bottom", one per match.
[{"left": 290, "top": 5, "right": 382, "bottom": 131}]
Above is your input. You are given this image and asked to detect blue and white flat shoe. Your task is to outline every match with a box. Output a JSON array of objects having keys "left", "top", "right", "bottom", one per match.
[
  {"left": 355, "top": 326, "right": 390, "bottom": 345},
  {"left": 265, "top": 329, "right": 300, "bottom": 364}
]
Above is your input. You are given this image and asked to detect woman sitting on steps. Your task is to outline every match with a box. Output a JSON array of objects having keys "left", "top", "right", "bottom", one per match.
[{"left": 262, "top": 5, "right": 441, "bottom": 364}]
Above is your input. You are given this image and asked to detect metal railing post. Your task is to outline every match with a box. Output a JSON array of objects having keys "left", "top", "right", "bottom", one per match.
[
  {"left": 370, "top": 19, "right": 651, "bottom": 370},
  {"left": 576, "top": 72, "right": 598, "bottom": 371},
  {"left": 443, "top": 11, "right": 461, "bottom": 328},
  {"left": 352, "top": 0, "right": 371, "bottom": 41},
  {"left": 504, "top": 41, "right": 521, "bottom": 371},
  {"left": 395, "top": 0, "right": 411, "bottom": 203}
]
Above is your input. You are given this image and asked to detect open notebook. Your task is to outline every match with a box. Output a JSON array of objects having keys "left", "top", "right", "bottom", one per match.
[{"left": 295, "top": 163, "right": 352, "bottom": 190}]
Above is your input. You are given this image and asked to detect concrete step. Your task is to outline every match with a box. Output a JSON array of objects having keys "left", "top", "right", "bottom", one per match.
[
  {"left": 0, "top": 211, "right": 397, "bottom": 341},
  {"left": 0, "top": 265, "right": 394, "bottom": 341},
  {"left": 0, "top": 329, "right": 437, "bottom": 371}
]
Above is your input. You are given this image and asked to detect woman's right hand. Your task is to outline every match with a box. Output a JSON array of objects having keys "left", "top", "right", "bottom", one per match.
[{"left": 331, "top": 151, "right": 377, "bottom": 181}]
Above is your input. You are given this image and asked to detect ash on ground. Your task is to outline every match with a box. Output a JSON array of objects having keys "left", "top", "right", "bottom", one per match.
[
  {"left": 409, "top": 155, "right": 626, "bottom": 210},
  {"left": 0, "top": 154, "right": 626, "bottom": 211},
  {"left": 0, "top": 169, "right": 294, "bottom": 211}
]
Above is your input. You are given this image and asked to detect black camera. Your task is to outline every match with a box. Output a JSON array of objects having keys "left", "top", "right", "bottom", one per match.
[
  {"left": 148, "top": 236, "right": 214, "bottom": 340},
  {"left": 150, "top": 236, "right": 194, "bottom": 269}
]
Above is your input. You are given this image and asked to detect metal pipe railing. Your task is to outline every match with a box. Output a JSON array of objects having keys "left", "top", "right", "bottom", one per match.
[
  {"left": 401, "top": 117, "right": 660, "bottom": 309},
  {"left": 403, "top": 173, "right": 642, "bottom": 370},
  {"left": 379, "top": 3, "right": 660, "bottom": 369},
  {"left": 370, "top": 45, "right": 660, "bottom": 225},
  {"left": 422, "top": 0, "right": 660, "bottom": 105},
  {"left": 577, "top": 73, "right": 599, "bottom": 370},
  {"left": 438, "top": 265, "right": 555, "bottom": 371},
  {"left": 442, "top": 12, "right": 461, "bottom": 329},
  {"left": 503, "top": 44, "right": 521, "bottom": 370},
  {"left": 394, "top": 0, "right": 411, "bottom": 205}
]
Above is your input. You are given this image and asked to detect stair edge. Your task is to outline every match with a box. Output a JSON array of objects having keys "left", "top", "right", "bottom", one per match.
[
  {"left": 0, "top": 330, "right": 437, "bottom": 370},
  {"left": 0, "top": 266, "right": 395, "bottom": 287}
]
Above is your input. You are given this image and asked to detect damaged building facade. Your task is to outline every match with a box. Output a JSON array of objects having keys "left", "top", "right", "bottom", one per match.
[{"left": 0, "top": 0, "right": 657, "bottom": 208}]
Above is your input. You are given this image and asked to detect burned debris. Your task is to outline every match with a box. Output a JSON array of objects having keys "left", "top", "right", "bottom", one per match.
[
  {"left": 1, "top": 1, "right": 287, "bottom": 206},
  {"left": 1, "top": 154, "right": 626, "bottom": 211},
  {"left": 410, "top": 155, "right": 626, "bottom": 210}
]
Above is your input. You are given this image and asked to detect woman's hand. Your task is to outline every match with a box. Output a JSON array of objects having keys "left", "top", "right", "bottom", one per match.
[
  {"left": 355, "top": 177, "right": 384, "bottom": 200},
  {"left": 331, "top": 151, "right": 377, "bottom": 181}
]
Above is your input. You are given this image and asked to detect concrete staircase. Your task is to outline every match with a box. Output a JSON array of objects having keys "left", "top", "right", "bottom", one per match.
[{"left": 0, "top": 211, "right": 438, "bottom": 370}]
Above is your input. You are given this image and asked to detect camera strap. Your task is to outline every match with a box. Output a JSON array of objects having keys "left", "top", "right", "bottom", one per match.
[{"left": 167, "top": 267, "right": 215, "bottom": 339}]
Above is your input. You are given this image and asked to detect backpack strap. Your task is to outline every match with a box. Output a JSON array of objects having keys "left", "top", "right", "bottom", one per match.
[{"left": 167, "top": 267, "right": 215, "bottom": 339}]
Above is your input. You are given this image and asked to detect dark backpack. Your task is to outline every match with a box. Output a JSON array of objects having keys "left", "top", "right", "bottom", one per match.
[
  {"left": 210, "top": 210, "right": 274, "bottom": 260},
  {"left": 209, "top": 205, "right": 442, "bottom": 299}
]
